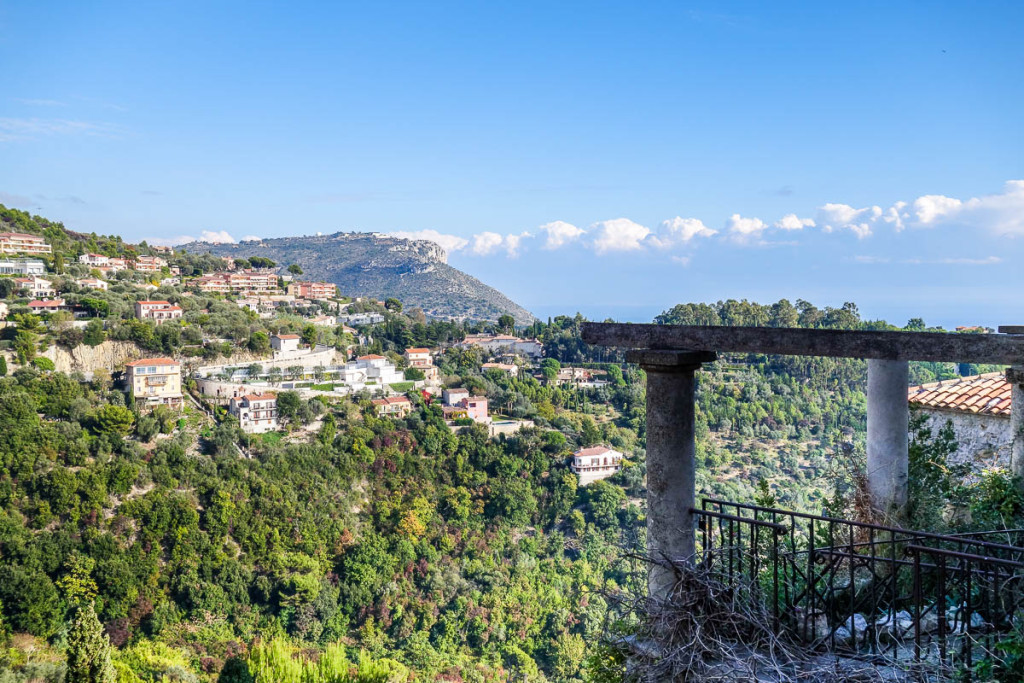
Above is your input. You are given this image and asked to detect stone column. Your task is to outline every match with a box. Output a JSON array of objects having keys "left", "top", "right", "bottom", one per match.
[
  {"left": 627, "top": 349, "right": 716, "bottom": 602},
  {"left": 1007, "top": 367, "right": 1024, "bottom": 481},
  {"left": 866, "top": 359, "right": 909, "bottom": 522}
]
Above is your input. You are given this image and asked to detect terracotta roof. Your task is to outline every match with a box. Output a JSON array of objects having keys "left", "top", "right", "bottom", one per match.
[
  {"left": 405, "top": 348, "right": 431, "bottom": 354},
  {"left": 137, "top": 300, "right": 171, "bottom": 305},
  {"left": 908, "top": 372, "right": 1011, "bottom": 417},
  {"left": 28, "top": 298, "right": 63, "bottom": 307},
  {"left": 274, "top": 333, "right": 300, "bottom": 339},
  {"left": 358, "top": 354, "right": 385, "bottom": 360},
  {"left": 126, "top": 357, "right": 180, "bottom": 367},
  {"left": 574, "top": 445, "right": 616, "bottom": 457},
  {"left": 243, "top": 393, "right": 276, "bottom": 401},
  {"left": 372, "top": 396, "right": 410, "bottom": 406}
]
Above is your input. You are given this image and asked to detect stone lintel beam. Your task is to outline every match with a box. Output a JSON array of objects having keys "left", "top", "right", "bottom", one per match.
[
  {"left": 585, "top": 322, "right": 1024, "bottom": 365},
  {"left": 625, "top": 349, "right": 718, "bottom": 370},
  {"left": 627, "top": 348, "right": 716, "bottom": 601}
]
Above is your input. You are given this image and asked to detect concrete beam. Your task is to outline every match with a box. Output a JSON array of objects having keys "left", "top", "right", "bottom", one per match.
[
  {"left": 582, "top": 322, "right": 1024, "bottom": 365},
  {"left": 867, "top": 360, "right": 909, "bottom": 521},
  {"left": 626, "top": 349, "right": 716, "bottom": 601}
]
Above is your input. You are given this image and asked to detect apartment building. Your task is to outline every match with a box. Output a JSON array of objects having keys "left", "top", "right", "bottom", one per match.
[
  {"left": 287, "top": 281, "right": 337, "bottom": 299},
  {"left": 0, "top": 232, "right": 51, "bottom": 255},
  {"left": 124, "top": 357, "right": 183, "bottom": 409}
]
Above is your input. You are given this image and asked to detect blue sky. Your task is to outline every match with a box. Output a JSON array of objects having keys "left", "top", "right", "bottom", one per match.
[{"left": 2, "top": 1, "right": 1024, "bottom": 327}]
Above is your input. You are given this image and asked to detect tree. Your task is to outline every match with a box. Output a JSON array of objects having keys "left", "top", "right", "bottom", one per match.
[
  {"left": 287, "top": 264, "right": 303, "bottom": 275},
  {"left": 497, "top": 314, "right": 515, "bottom": 333},
  {"left": 53, "top": 252, "right": 65, "bottom": 274},
  {"left": 384, "top": 298, "right": 402, "bottom": 313},
  {"left": 301, "top": 324, "right": 317, "bottom": 348},
  {"left": 277, "top": 391, "right": 302, "bottom": 423},
  {"left": 0, "top": 356, "right": 7, "bottom": 377},
  {"left": 83, "top": 319, "right": 106, "bottom": 347},
  {"left": 66, "top": 602, "right": 116, "bottom": 683},
  {"left": 93, "top": 404, "right": 135, "bottom": 437},
  {"left": 541, "top": 358, "right": 561, "bottom": 381}
]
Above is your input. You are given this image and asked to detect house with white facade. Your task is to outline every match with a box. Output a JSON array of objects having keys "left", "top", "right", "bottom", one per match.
[
  {"left": 14, "top": 277, "right": 55, "bottom": 298},
  {"left": 0, "top": 259, "right": 45, "bottom": 275},
  {"left": 372, "top": 395, "right": 412, "bottom": 417},
  {"left": 459, "top": 334, "right": 543, "bottom": 358},
  {"left": 135, "top": 300, "right": 183, "bottom": 322},
  {"left": 271, "top": 334, "right": 301, "bottom": 353},
  {"left": 229, "top": 393, "right": 279, "bottom": 433},
  {"left": 77, "top": 277, "right": 108, "bottom": 291},
  {"left": 570, "top": 445, "right": 625, "bottom": 485},
  {"left": 27, "top": 298, "right": 67, "bottom": 314},
  {"left": 133, "top": 255, "right": 167, "bottom": 272}
]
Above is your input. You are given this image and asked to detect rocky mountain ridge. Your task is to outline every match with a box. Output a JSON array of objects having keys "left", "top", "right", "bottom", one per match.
[{"left": 179, "top": 232, "right": 535, "bottom": 323}]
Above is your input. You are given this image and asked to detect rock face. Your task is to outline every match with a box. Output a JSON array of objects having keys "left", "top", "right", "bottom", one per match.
[
  {"left": 179, "top": 232, "right": 535, "bottom": 324},
  {"left": 39, "top": 340, "right": 144, "bottom": 375}
]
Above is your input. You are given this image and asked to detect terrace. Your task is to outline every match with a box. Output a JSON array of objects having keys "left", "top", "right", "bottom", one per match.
[{"left": 582, "top": 322, "right": 1024, "bottom": 678}]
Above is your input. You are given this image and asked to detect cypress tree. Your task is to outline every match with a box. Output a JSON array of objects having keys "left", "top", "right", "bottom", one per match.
[{"left": 65, "top": 602, "right": 116, "bottom": 683}]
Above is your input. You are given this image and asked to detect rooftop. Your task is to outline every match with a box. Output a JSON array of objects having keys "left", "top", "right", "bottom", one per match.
[
  {"left": 126, "top": 357, "right": 180, "bottom": 367},
  {"left": 574, "top": 445, "right": 616, "bottom": 457},
  {"left": 908, "top": 372, "right": 1011, "bottom": 417}
]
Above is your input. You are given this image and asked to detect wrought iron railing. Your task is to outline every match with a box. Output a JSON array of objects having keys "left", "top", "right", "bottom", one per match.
[{"left": 693, "top": 499, "right": 1024, "bottom": 678}]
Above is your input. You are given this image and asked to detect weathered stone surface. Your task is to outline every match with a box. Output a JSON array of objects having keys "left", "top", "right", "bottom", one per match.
[
  {"left": 582, "top": 322, "right": 1024, "bottom": 364},
  {"left": 867, "top": 360, "right": 909, "bottom": 519}
]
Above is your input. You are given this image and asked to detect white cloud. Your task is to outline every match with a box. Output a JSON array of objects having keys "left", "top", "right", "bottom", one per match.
[
  {"left": 909, "top": 180, "right": 1024, "bottom": 236},
  {"left": 538, "top": 221, "right": 584, "bottom": 249},
  {"left": 468, "top": 232, "right": 505, "bottom": 256},
  {"left": 390, "top": 229, "right": 469, "bottom": 254},
  {"left": 773, "top": 213, "right": 815, "bottom": 231},
  {"left": 816, "top": 203, "right": 879, "bottom": 238},
  {"left": 913, "top": 195, "right": 962, "bottom": 224},
  {"left": 647, "top": 217, "right": 717, "bottom": 249},
  {"left": 671, "top": 255, "right": 691, "bottom": 266},
  {"left": 724, "top": 214, "right": 769, "bottom": 244},
  {"left": 589, "top": 218, "right": 651, "bottom": 254},
  {"left": 200, "top": 230, "right": 236, "bottom": 243}
]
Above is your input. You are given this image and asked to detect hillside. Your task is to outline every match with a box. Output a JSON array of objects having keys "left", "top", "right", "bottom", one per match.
[{"left": 179, "top": 232, "right": 536, "bottom": 324}]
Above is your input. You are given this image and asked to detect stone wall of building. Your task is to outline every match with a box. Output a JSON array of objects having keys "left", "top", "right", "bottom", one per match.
[{"left": 921, "top": 409, "right": 1011, "bottom": 471}]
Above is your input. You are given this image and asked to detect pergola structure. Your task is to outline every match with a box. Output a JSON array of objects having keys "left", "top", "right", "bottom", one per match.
[{"left": 581, "top": 322, "right": 1024, "bottom": 600}]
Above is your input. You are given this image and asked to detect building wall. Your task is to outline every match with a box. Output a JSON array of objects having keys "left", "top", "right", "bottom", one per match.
[{"left": 920, "top": 409, "right": 1011, "bottom": 471}]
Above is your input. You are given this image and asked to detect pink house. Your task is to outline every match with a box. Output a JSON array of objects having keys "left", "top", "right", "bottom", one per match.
[{"left": 461, "top": 396, "right": 489, "bottom": 423}]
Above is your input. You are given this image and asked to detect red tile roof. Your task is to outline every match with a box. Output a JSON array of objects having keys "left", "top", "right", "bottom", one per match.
[
  {"left": 137, "top": 300, "right": 171, "bottom": 305},
  {"left": 274, "top": 333, "right": 300, "bottom": 339},
  {"left": 358, "top": 354, "right": 385, "bottom": 360},
  {"left": 574, "top": 445, "right": 616, "bottom": 457},
  {"left": 908, "top": 372, "right": 1011, "bottom": 417},
  {"left": 125, "top": 357, "right": 180, "bottom": 367},
  {"left": 405, "top": 348, "right": 431, "bottom": 354},
  {"left": 243, "top": 393, "right": 276, "bottom": 401}
]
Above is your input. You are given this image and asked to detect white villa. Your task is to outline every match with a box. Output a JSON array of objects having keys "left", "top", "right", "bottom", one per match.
[{"left": 571, "top": 445, "right": 625, "bottom": 486}]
